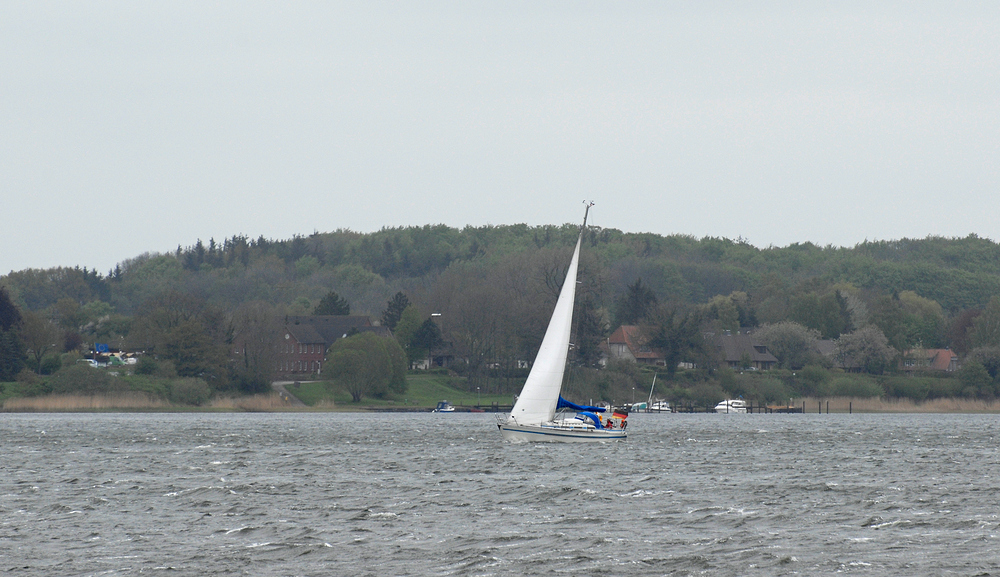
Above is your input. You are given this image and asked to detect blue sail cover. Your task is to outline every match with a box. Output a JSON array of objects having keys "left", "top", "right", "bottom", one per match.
[
  {"left": 576, "top": 411, "right": 604, "bottom": 429},
  {"left": 557, "top": 396, "right": 606, "bottom": 413}
]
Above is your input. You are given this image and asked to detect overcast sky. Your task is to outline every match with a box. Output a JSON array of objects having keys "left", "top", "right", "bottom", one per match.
[{"left": 3, "top": 2, "right": 999, "bottom": 275}]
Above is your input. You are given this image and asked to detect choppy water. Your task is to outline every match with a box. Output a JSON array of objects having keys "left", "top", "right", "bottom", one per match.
[{"left": 2, "top": 412, "right": 1000, "bottom": 576}]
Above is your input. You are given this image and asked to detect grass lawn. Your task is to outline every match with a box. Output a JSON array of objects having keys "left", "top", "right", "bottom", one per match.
[{"left": 285, "top": 372, "right": 515, "bottom": 409}]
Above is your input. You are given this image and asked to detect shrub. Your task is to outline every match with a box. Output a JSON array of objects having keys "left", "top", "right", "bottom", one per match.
[
  {"left": 135, "top": 356, "right": 158, "bottom": 375},
  {"left": 168, "top": 378, "right": 211, "bottom": 406},
  {"left": 689, "top": 382, "right": 727, "bottom": 407},
  {"left": 50, "top": 364, "right": 125, "bottom": 395},
  {"left": 717, "top": 367, "right": 736, "bottom": 389},
  {"left": 123, "top": 374, "right": 170, "bottom": 398},
  {"left": 883, "top": 376, "right": 933, "bottom": 401},
  {"left": 830, "top": 376, "right": 883, "bottom": 398},
  {"left": 39, "top": 355, "right": 62, "bottom": 375},
  {"left": 799, "top": 365, "right": 831, "bottom": 396},
  {"left": 15, "top": 368, "right": 39, "bottom": 384},
  {"left": 755, "top": 378, "right": 793, "bottom": 403}
]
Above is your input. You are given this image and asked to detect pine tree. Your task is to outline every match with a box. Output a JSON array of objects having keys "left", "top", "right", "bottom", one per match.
[
  {"left": 380, "top": 292, "right": 410, "bottom": 330},
  {"left": 313, "top": 291, "right": 351, "bottom": 316}
]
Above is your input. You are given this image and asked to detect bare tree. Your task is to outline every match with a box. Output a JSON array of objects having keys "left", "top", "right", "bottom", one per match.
[
  {"left": 20, "top": 311, "right": 61, "bottom": 374},
  {"left": 229, "top": 301, "right": 281, "bottom": 394}
]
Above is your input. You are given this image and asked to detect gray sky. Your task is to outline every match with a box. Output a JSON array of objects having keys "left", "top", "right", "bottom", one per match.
[{"left": 3, "top": 2, "right": 999, "bottom": 275}]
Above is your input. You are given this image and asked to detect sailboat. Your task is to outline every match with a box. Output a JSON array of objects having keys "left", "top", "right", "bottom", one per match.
[{"left": 497, "top": 203, "right": 627, "bottom": 442}]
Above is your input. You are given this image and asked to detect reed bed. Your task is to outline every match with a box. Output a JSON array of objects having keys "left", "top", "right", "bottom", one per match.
[
  {"left": 3, "top": 392, "right": 170, "bottom": 412},
  {"left": 796, "top": 396, "right": 1000, "bottom": 413},
  {"left": 209, "top": 393, "right": 291, "bottom": 412}
]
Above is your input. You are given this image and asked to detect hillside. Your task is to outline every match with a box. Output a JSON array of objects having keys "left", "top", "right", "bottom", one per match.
[{"left": 4, "top": 225, "right": 1000, "bottom": 404}]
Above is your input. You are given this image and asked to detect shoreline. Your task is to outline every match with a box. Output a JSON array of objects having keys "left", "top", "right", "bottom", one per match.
[{"left": 4, "top": 393, "right": 1000, "bottom": 414}]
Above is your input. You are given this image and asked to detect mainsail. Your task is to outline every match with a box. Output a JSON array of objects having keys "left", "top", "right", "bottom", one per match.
[{"left": 506, "top": 209, "right": 587, "bottom": 426}]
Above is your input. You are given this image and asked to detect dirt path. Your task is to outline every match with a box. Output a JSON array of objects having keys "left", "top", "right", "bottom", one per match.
[{"left": 272, "top": 381, "right": 308, "bottom": 407}]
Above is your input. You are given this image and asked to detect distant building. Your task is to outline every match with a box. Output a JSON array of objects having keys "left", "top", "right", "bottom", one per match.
[
  {"left": 901, "top": 348, "right": 960, "bottom": 372},
  {"left": 605, "top": 325, "right": 667, "bottom": 366},
  {"left": 276, "top": 315, "right": 391, "bottom": 376},
  {"left": 713, "top": 332, "right": 778, "bottom": 371}
]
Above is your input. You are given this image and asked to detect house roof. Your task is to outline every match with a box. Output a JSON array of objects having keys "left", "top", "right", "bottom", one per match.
[
  {"left": 608, "top": 325, "right": 663, "bottom": 360},
  {"left": 714, "top": 333, "right": 778, "bottom": 364},
  {"left": 905, "top": 348, "right": 958, "bottom": 371},
  {"left": 285, "top": 323, "right": 325, "bottom": 344},
  {"left": 283, "top": 315, "right": 388, "bottom": 346}
]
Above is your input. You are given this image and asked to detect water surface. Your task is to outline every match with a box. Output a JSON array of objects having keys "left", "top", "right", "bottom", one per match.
[{"left": 2, "top": 412, "right": 999, "bottom": 575}]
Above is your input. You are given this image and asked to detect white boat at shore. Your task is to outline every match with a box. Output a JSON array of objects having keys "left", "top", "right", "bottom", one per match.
[
  {"left": 432, "top": 400, "right": 455, "bottom": 412},
  {"left": 497, "top": 203, "right": 627, "bottom": 442},
  {"left": 648, "top": 400, "right": 672, "bottom": 413},
  {"left": 714, "top": 399, "right": 748, "bottom": 413}
]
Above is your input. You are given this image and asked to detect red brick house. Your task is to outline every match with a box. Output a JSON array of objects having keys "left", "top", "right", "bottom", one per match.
[{"left": 276, "top": 315, "right": 391, "bottom": 376}]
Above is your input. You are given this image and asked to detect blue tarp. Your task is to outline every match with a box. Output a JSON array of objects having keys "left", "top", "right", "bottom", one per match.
[
  {"left": 576, "top": 411, "right": 604, "bottom": 429},
  {"left": 557, "top": 396, "right": 606, "bottom": 413}
]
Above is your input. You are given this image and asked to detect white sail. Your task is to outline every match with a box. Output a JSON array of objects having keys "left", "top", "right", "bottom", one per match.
[
  {"left": 498, "top": 203, "right": 626, "bottom": 442},
  {"left": 506, "top": 231, "right": 583, "bottom": 425}
]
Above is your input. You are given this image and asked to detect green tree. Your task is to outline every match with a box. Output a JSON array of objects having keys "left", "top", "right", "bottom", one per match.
[
  {"left": 380, "top": 291, "right": 410, "bottom": 331},
  {"left": 958, "top": 360, "right": 994, "bottom": 399},
  {"left": 969, "top": 296, "right": 1000, "bottom": 349},
  {"left": 968, "top": 346, "right": 1000, "bottom": 380},
  {"left": 392, "top": 305, "right": 423, "bottom": 365},
  {"left": 313, "top": 291, "right": 351, "bottom": 316},
  {"left": 0, "top": 286, "right": 25, "bottom": 380},
  {"left": 755, "top": 321, "right": 821, "bottom": 370},
  {"left": 868, "top": 294, "right": 908, "bottom": 350},
  {"left": 897, "top": 291, "right": 945, "bottom": 348},
  {"left": 327, "top": 332, "right": 407, "bottom": 402},
  {"left": 790, "top": 291, "right": 850, "bottom": 339},
  {"left": 410, "top": 317, "right": 443, "bottom": 367},
  {"left": 127, "top": 291, "right": 229, "bottom": 387},
  {"left": 573, "top": 295, "right": 606, "bottom": 368},
  {"left": 162, "top": 319, "right": 228, "bottom": 383},
  {"left": 836, "top": 326, "right": 897, "bottom": 375},
  {"left": 614, "top": 278, "right": 658, "bottom": 327},
  {"left": 645, "top": 304, "right": 706, "bottom": 379},
  {"left": 0, "top": 286, "right": 21, "bottom": 331}
]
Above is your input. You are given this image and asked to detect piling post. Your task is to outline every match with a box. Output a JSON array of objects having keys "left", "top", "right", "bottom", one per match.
[
  {"left": 826, "top": 401, "right": 829, "bottom": 414},
  {"left": 849, "top": 401, "right": 852, "bottom": 414}
]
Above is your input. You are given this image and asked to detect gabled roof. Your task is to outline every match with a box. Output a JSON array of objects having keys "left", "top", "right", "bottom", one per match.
[
  {"left": 608, "top": 325, "right": 663, "bottom": 360},
  {"left": 904, "top": 348, "right": 958, "bottom": 371},
  {"left": 285, "top": 323, "right": 325, "bottom": 344},
  {"left": 283, "top": 315, "right": 388, "bottom": 346},
  {"left": 714, "top": 333, "right": 778, "bottom": 364}
]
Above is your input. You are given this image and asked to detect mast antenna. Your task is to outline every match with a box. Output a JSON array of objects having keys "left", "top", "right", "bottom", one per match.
[{"left": 582, "top": 200, "right": 595, "bottom": 230}]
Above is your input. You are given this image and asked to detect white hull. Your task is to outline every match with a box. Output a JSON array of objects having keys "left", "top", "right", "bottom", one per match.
[
  {"left": 499, "top": 423, "right": 627, "bottom": 442},
  {"left": 714, "top": 400, "right": 748, "bottom": 413}
]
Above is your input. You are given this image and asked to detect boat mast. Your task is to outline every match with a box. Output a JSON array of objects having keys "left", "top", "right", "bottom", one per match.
[
  {"left": 581, "top": 200, "right": 595, "bottom": 231},
  {"left": 648, "top": 373, "right": 657, "bottom": 406}
]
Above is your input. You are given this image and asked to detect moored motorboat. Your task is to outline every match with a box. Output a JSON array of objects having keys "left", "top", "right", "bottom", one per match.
[
  {"left": 433, "top": 400, "right": 456, "bottom": 412},
  {"left": 648, "top": 400, "right": 672, "bottom": 413},
  {"left": 714, "top": 399, "right": 747, "bottom": 413}
]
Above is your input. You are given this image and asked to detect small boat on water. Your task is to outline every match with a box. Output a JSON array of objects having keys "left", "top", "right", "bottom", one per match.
[
  {"left": 714, "top": 399, "right": 748, "bottom": 413},
  {"left": 433, "top": 400, "right": 456, "bottom": 412},
  {"left": 497, "top": 203, "right": 627, "bottom": 442}
]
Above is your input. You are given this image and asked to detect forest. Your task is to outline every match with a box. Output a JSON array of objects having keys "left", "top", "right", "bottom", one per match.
[{"left": 4, "top": 223, "right": 1000, "bottom": 407}]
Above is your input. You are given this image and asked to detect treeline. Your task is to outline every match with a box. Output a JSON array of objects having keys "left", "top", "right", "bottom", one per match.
[{"left": 5, "top": 225, "right": 1000, "bottom": 402}]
